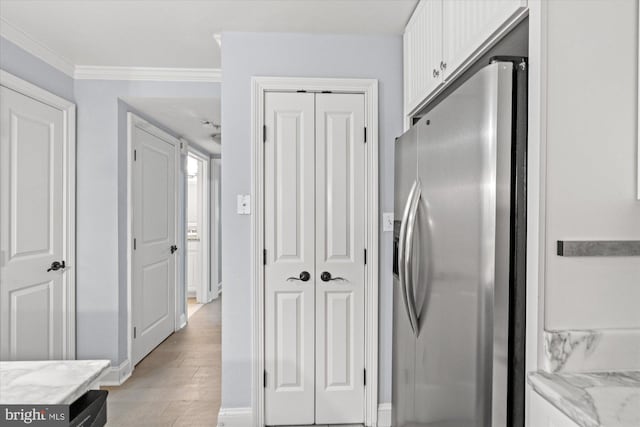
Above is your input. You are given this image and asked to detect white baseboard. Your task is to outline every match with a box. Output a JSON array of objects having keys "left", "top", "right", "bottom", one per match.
[
  {"left": 377, "top": 402, "right": 392, "bottom": 427},
  {"left": 217, "top": 407, "right": 252, "bottom": 427},
  {"left": 99, "top": 359, "right": 131, "bottom": 386},
  {"left": 178, "top": 313, "right": 187, "bottom": 330},
  {"left": 216, "top": 404, "right": 389, "bottom": 427}
]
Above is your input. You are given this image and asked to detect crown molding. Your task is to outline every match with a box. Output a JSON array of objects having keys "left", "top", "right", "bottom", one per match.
[
  {"left": 0, "top": 17, "right": 76, "bottom": 77},
  {"left": 74, "top": 66, "right": 222, "bottom": 82}
]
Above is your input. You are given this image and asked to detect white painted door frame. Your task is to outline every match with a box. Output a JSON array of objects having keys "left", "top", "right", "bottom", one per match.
[
  {"left": 0, "top": 70, "right": 76, "bottom": 359},
  {"left": 126, "top": 113, "right": 181, "bottom": 369},
  {"left": 251, "top": 76, "right": 379, "bottom": 427},
  {"left": 210, "top": 157, "right": 222, "bottom": 297},
  {"left": 187, "top": 146, "right": 212, "bottom": 303}
]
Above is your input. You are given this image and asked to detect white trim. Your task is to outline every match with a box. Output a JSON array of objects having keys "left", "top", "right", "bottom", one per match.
[
  {"left": 74, "top": 66, "right": 222, "bottom": 82},
  {"left": 98, "top": 360, "right": 132, "bottom": 386},
  {"left": 0, "top": 70, "right": 76, "bottom": 359},
  {"left": 637, "top": 0, "right": 640, "bottom": 199},
  {"left": 376, "top": 403, "right": 392, "bottom": 427},
  {"left": 127, "top": 113, "right": 181, "bottom": 368},
  {"left": 187, "top": 146, "right": 212, "bottom": 304},
  {"left": 217, "top": 407, "right": 252, "bottom": 427},
  {"left": 0, "top": 18, "right": 76, "bottom": 77},
  {"left": 251, "top": 76, "right": 379, "bottom": 427}
]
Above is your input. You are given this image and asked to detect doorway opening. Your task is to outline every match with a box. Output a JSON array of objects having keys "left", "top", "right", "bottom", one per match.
[{"left": 122, "top": 96, "right": 222, "bottom": 372}]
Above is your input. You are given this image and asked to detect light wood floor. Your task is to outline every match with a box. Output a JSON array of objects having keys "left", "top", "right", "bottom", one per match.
[{"left": 104, "top": 298, "right": 221, "bottom": 426}]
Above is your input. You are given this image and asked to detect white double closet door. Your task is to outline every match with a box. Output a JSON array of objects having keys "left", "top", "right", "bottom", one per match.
[{"left": 264, "top": 92, "right": 366, "bottom": 426}]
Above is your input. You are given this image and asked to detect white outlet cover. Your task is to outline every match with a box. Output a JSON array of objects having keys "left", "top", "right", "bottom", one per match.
[
  {"left": 237, "top": 194, "right": 251, "bottom": 215},
  {"left": 383, "top": 212, "right": 394, "bottom": 232}
]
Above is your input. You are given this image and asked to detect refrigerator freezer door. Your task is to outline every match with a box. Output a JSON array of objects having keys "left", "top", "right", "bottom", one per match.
[
  {"left": 392, "top": 125, "right": 418, "bottom": 427},
  {"left": 412, "top": 62, "right": 514, "bottom": 427}
]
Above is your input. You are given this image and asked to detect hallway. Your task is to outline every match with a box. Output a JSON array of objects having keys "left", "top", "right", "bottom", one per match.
[{"left": 104, "top": 299, "right": 221, "bottom": 426}]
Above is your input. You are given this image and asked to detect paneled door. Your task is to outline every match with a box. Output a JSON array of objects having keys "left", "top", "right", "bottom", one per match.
[
  {"left": 131, "top": 118, "right": 178, "bottom": 366},
  {"left": 0, "top": 86, "right": 70, "bottom": 360},
  {"left": 264, "top": 92, "right": 366, "bottom": 425}
]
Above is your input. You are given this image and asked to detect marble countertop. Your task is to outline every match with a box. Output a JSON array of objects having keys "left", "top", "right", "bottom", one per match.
[
  {"left": 0, "top": 360, "right": 110, "bottom": 405},
  {"left": 529, "top": 371, "right": 640, "bottom": 427}
]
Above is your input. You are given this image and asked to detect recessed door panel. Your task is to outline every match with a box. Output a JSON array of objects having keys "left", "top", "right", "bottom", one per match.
[
  {"left": 1, "top": 87, "right": 66, "bottom": 361},
  {"left": 275, "top": 292, "right": 304, "bottom": 390},
  {"left": 141, "top": 146, "right": 170, "bottom": 243},
  {"left": 141, "top": 260, "right": 170, "bottom": 333},
  {"left": 325, "top": 291, "right": 353, "bottom": 389},
  {"left": 264, "top": 92, "right": 315, "bottom": 426},
  {"left": 11, "top": 113, "right": 52, "bottom": 258},
  {"left": 131, "top": 121, "right": 177, "bottom": 366},
  {"left": 10, "top": 282, "right": 54, "bottom": 360}
]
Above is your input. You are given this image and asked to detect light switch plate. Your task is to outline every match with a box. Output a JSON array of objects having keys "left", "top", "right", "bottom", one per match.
[
  {"left": 383, "top": 212, "right": 394, "bottom": 232},
  {"left": 237, "top": 194, "right": 251, "bottom": 215}
]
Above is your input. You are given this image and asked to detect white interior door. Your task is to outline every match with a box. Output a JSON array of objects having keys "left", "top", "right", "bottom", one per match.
[
  {"left": 315, "top": 93, "right": 366, "bottom": 424},
  {"left": 264, "top": 92, "right": 366, "bottom": 425},
  {"left": 132, "top": 120, "right": 178, "bottom": 366},
  {"left": 264, "top": 92, "right": 316, "bottom": 426},
  {"left": 0, "top": 86, "right": 70, "bottom": 361}
]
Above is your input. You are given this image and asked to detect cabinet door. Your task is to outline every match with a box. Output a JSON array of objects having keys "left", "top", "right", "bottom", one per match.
[
  {"left": 442, "top": 0, "right": 525, "bottom": 79},
  {"left": 404, "top": 0, "right": 442, "bottom": 113}
]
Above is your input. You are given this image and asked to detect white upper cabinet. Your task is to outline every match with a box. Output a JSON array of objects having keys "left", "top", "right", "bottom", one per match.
[
  {"left": 404, "top": 0, "right": 442, "bottom": 113},
  {"left": 404, "top": 0, "right": 527, "bottom": 115}
]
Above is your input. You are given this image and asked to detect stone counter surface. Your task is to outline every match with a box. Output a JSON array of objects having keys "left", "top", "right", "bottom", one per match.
[
  {"left": 529, "top": 371, "right": 640, "bottom": 427},
  {"left": 0, "top": 360, "right": 110, "bottom": 405}
]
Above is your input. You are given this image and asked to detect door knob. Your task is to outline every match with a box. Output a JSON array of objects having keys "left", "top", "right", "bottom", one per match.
[
  {"left": 320, "top": 271, "right": 346, "bottom": 282},
  {"left": 47, "top": 261, "right": 66, "bottom": 272},
  {"left": 170, "top": 245, "right": 178, "bottom": 254},
  {"left": 287, "top": 271, "right": 311, "bottom": 282}
]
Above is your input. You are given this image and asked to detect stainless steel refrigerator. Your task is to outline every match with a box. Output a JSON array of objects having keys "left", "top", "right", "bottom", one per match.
[{"left": 392, "top": 59, "right": 527, "bottom": 427}]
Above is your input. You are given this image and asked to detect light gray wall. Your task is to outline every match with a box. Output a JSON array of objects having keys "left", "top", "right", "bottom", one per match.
[
  {"left": 220, "top": 32, "right": 403, "bottom": 408},
  {"left": 0, "top": 36, "right": 74, "bottom": 101},
  {"left": 74, "top": 80, "right": 221, "bottom": 365},
  {"left": 543, "top": 0, "right": 640, "bottom": 329}
]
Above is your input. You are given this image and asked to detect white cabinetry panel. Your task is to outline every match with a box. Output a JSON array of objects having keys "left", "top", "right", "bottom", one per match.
[
  {"left": 404, "top": 0, "right": 442, "bottom": 113},
  {"left": 403, "top": 0, "right": 526, "bottom": 116},
  {"left": 443, "top": 0, "right": 524, "bottom": 79}
]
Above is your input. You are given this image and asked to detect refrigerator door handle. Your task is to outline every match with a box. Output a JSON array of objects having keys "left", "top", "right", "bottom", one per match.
[
  {"left": 404, "top": 180, "right": 421, "bottom": 337},
  {"left": 398, "top": 180, "right": 418, "bottom": 335}
]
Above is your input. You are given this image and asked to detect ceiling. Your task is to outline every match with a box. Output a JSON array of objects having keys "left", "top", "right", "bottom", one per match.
[
  {"left": 123, "top": 97, "right": 221, "bottom": 155},
  {"left": 0, "top": 0, "right": 417, "bottom": 69}
]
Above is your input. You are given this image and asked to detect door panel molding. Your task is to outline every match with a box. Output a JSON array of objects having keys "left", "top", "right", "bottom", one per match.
[
  {"left": 251, "top": 77, "right": 379, "bottom": 427},
  {"left": 0, "top": 70, "right": 76, "bottom": 361}
]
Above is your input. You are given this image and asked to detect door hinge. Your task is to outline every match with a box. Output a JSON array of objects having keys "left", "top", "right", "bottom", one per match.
[
  {"left": 364, "top": 248, "right": 367, "bottom": 265},
  {"left": 133, "top": 238, "right": 137, "bottom": 250},
  {"left": 296, "top": 89, "right": 307, "bottom": 93},
  {"left": 133, "top": 327, "right": 137, "bottom": 339},
  {"left": 264, "top": 370, "right": 267, "bottom": 388},
  {"left": 263, "top": 249, "right": 267, "bottom": 265},
  {"left": 364, "top": 127, "right": 367, "bottom": 143},
  {"left": 180, "top": 142, "right": 184, "bottom": 149},
  {"left": 263, "top": 125, "right": 266, "bottom": 143},
  {"left": 363, "top": 368, "right": 367, "bottom": 386},
  {"left": 134, "top": 149, "right": 137, "bottom": 161}
]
